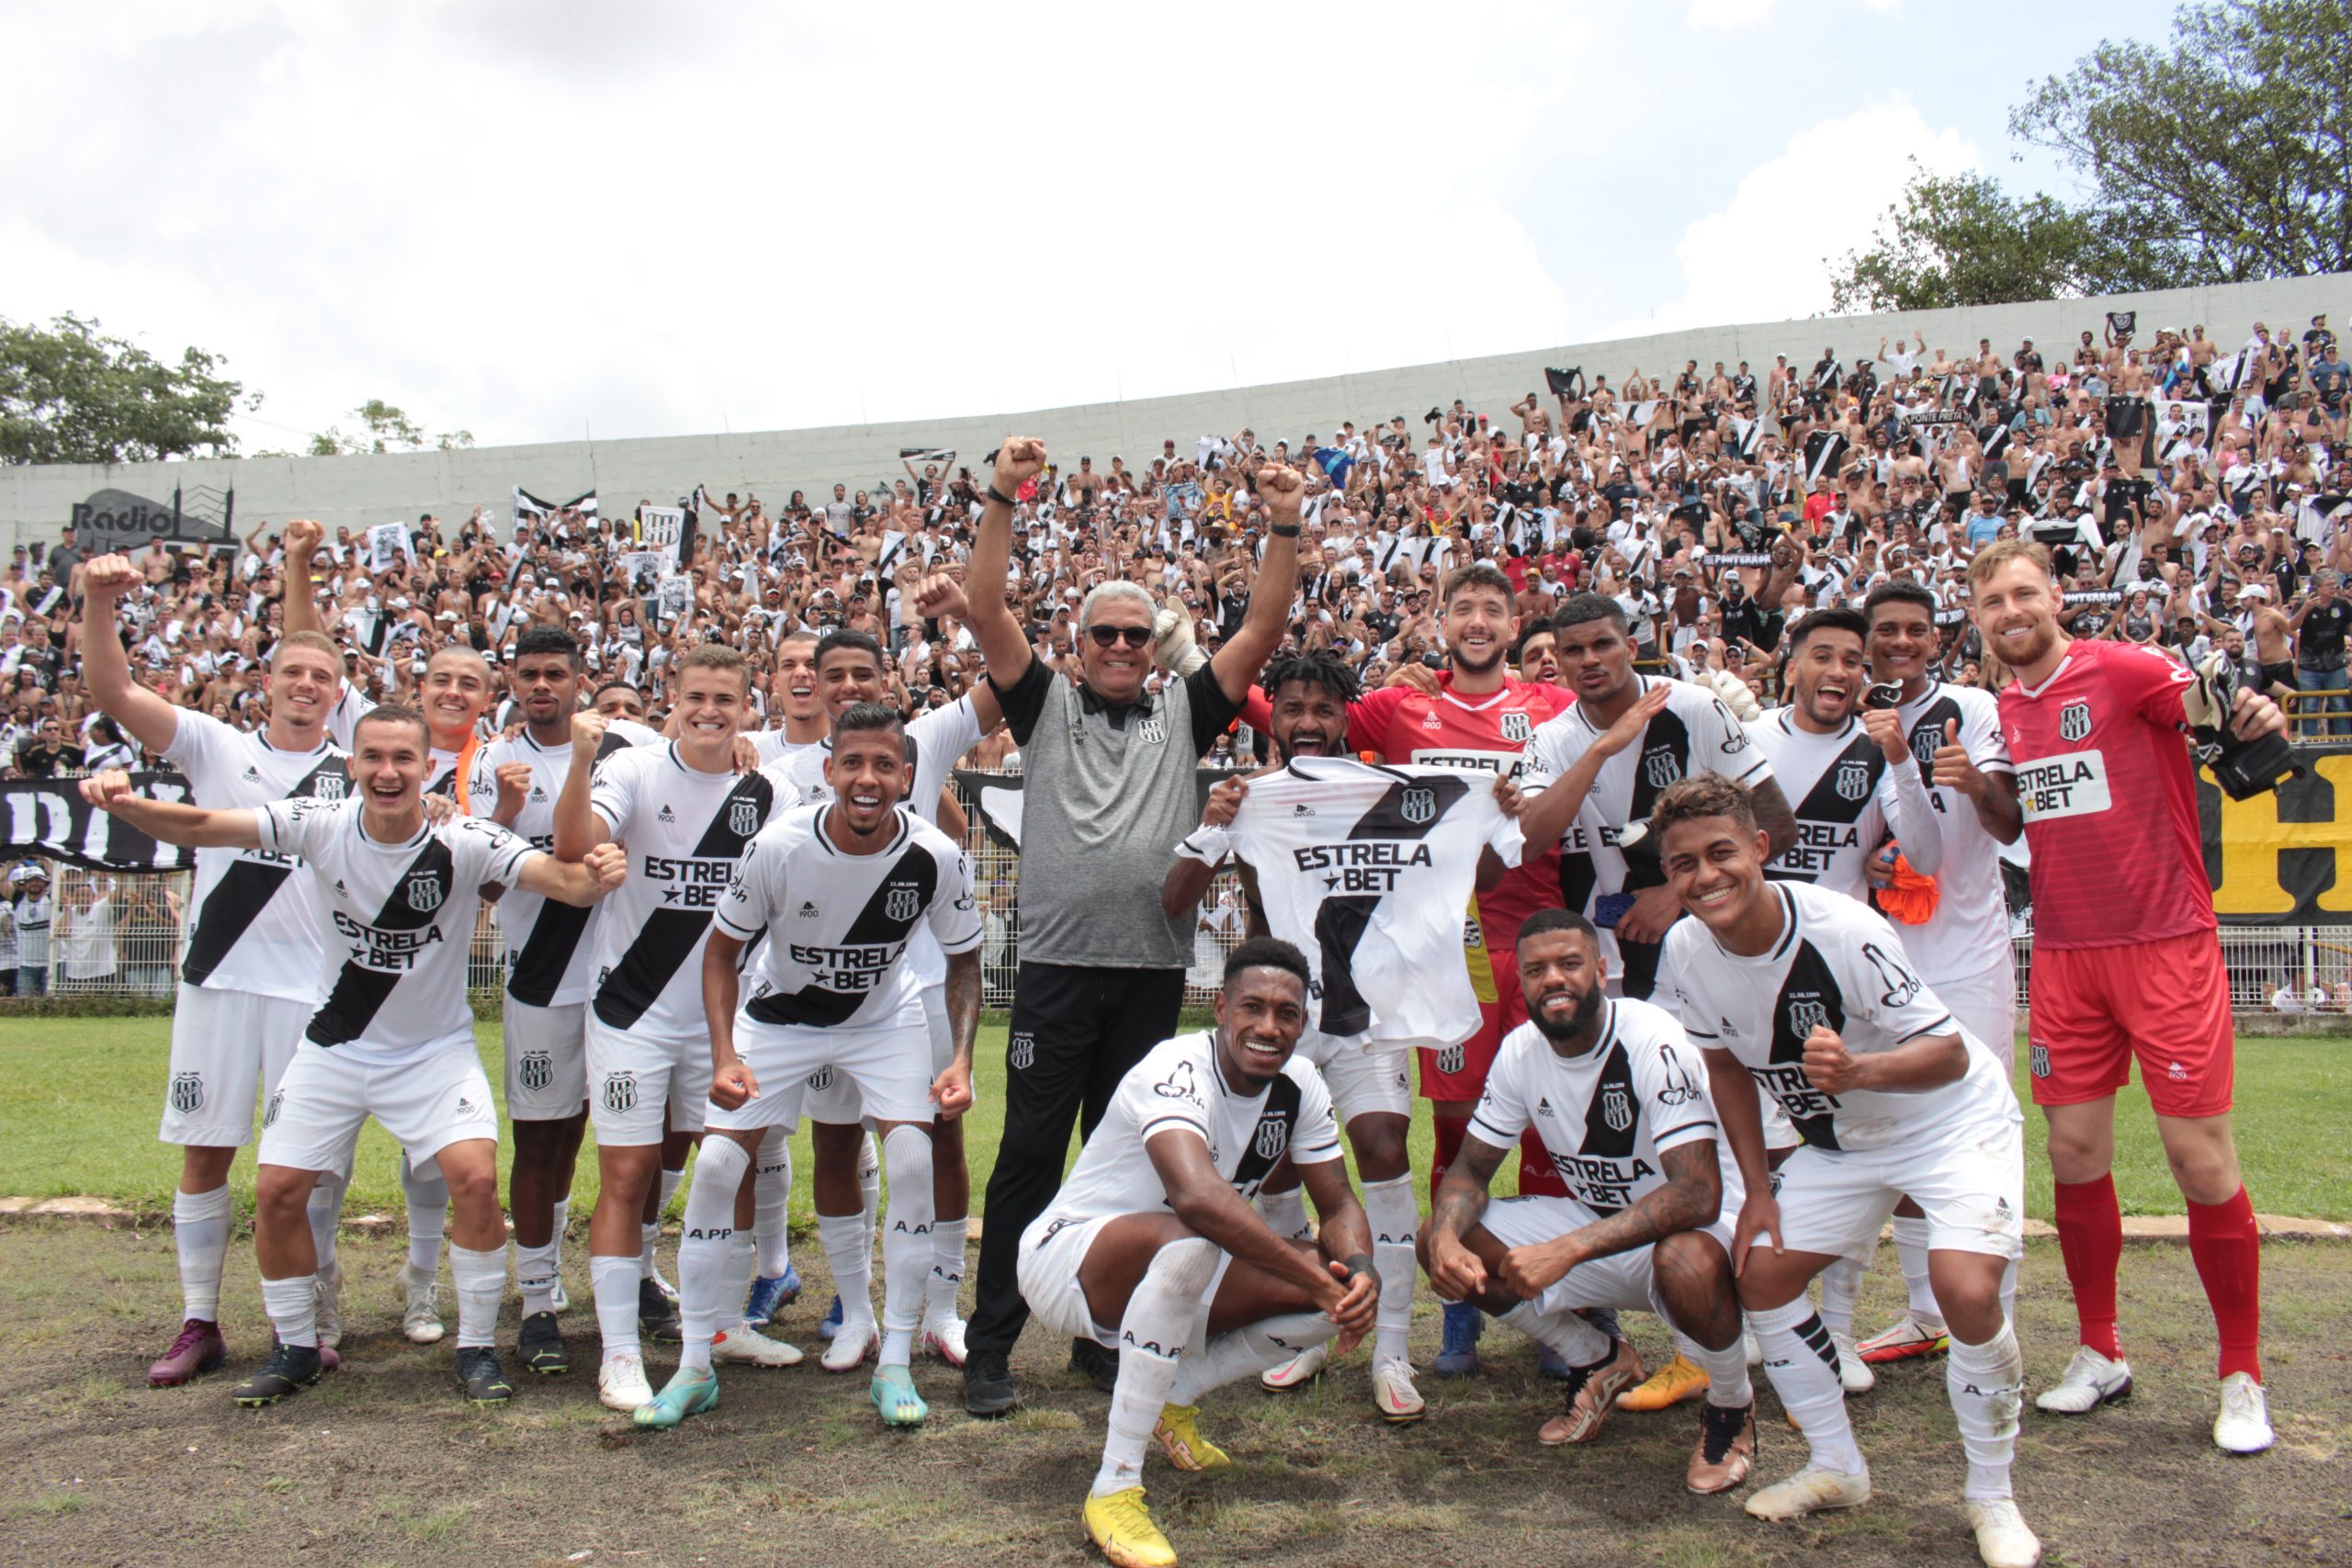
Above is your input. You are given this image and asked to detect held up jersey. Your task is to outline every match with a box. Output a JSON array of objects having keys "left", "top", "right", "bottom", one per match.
[
  {"left": 1524, "top": 674, "right": 1774, "bottom": 995},
  {"left": 1748, "top": 709, "right": 1938, "bottom": 902},
  {"left": 164, "top": 709, "right": 350, "bottom": 1003},
  {"left": 1226, "top": 758, "right": 1521, "bottom": 1047},
  {"left": 1037, "top": 1031, "right": 1343, "bottom": 1228},
  {"left": 1892, "top": 682, "right": 2016, "bottom": 983},
  {"left": 466, "top": 718, "right": 662, "bottom": 1008},
  {"left": 1470, "top": 998, "right": 1742, "bottom": 1218},
  {"left": 715, "top": 803, "right": 980, "bottom": 1031},
  {"left": 1664, "top": 881, "right": 2016, "bottom": 1153},
  {"left": 254, "top": 800, "right": 537, "bottom": 1067},
  {"left": 1997, "top": 640, "right": 2211, "bottom": 950},
  {"left": 586, "top": 742, "right": 796, "bottom": 1040}
]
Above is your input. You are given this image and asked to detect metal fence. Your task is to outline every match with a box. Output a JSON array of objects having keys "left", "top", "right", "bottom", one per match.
[{"left": 14, "top": 794, "right": 2352, "bottom": 1019}]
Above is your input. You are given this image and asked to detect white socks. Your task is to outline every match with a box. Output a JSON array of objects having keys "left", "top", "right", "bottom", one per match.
[
  {"left": 679, "top": 1138, "right": 751, "bottom": 1373},
  {"left": 174, "top": 1186, "right": 233, "bottom": 1323},
  {"left": 1096, "top": 1237, "right": 1219, "bottom": 1498},
  {"left": 1256, "top": 1186, "right": 1312, "bottom": 1243},
  {"left": 400, "top": 1153, "right": 447, "bottom": 1279},
  {"left": 1749, "top": 1297, "right": 1865, "bottom": 1474},
  {"left": 550, "top": 1196, "right": 570, "bottom": 1276},
  {"left": 450, "top": 1244, "right": 507, "bottom": 1350},
  {"left": 1682, "top": 1327, "right": 1755, "bottom": 1409},
  {"left": 642, "top": 1168, "right": 683, "bottom": 1279},
  {"left": 305, "top": 1169, "right": 345, "bottom": 1280},
  {"left": 1818, "top": 1253, "right": 1866, "bottom": 1340},
  {"left": 1948, "top": 1321, "right": 2024, "bottom": 1501},
  {"left": 1361, "top": 1176, "right": 1418, "bottom": 1365},
  {"left": 753, "top": 1124, "right": 793, "bottom": 1280},
  {"left": 1501, "top": 1300, "right": 1611, "bottom": 1368},
  {"left": 877, "top": 1125, "right": 934, "bottom": 1368},
  {"left": 819, "top": 1213, "right": 875, "bottom": 1336},
  {"left": 1168, "top": 1311, "right": 1338, "bottom": 1406},
  {"left": 926, "top": 1216, "right": 968, "bottom": 1325},
  {"left": 1893, "top": 1216, "right": 1945, "bottom": 1329},
  {"left": 593, "top": 1253, "right": 642, "bottom": 1362},
  {"left": 262, "top": 1274, "right": 319, "bottom": 1349},
  {"left": 515, "top": 1239, "right": 560, "bottom": 1317}
]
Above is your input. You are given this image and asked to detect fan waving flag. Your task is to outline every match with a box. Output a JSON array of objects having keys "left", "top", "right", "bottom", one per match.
[{"left": 513, "top": 486, "right": 598, "bottom": 533}]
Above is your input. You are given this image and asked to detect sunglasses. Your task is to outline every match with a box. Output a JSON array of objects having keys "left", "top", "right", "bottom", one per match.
[{"left": 1086, "top": 625, "right": 1154, "bottom": 649}]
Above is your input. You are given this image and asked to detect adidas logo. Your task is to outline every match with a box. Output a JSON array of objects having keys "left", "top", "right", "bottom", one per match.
[
  {"left": 797, "top": 901, "right": 820, "bottom": 918},
  {"left": 658, "top": 804, "right": 676, "bottom": 822},
  {"left": 334, "top": 879, "right": 347, "bottom": 897},
  {"left": 242, "top": 766, "right": 261, "bottom": 782},
  {"left": 1535, "top": 1096, "right": 1555, "bottom": 1117},
  {"left": 1293, "top": 803, "right": 1316, "bottom": 818},
  {"left": 2167, "top": 1060, "right": 2188, "bottom": 1081},
  {"left": 530, "top": 786, "right": 546, "bottom": 801},
  {"left": 456, "top": 1096, "right": 479, "bottom": 1116},
  {"left": 1720, "top": 1016, "right": 1740, "bottom": 1037}
]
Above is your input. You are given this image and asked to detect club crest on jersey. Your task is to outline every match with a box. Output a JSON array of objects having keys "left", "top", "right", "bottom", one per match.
[
  {"left": 2059, "top": 701, "right": 2092, "bottom": 743},
  {"left": 312, "top": 773, "right": 346, "bottom": 801},
  {"left": 1253, "top": 1117, "right": 1290, "bottom": 1162},
  {"left": 1436, "top": 1041, "right": 1466, "bottom": 1075},
  {"left": 1007, "top": 1032, "right": 1035, "bottom": 1070},
  {"left": 405, "top": 874, "right": 445, "bottom": 913},
  {"left": 1641, "top": 746, "right": 1682, "bottom": 789},
  {"left": 1499, "top": 710, "right": 1532, "bottom": 743},
  {"left": 2029, "top": 1041, "right": 2052, "bottom": 1078},
  {"left": 808, "top": 1066, "right": 833, "bottom": 1091},
  {"left": 602, "top": 1072, "right": 639, "bottom": 1114},
  {"left": 1835, "top": 761, "right": 1871, "bottom": 802},
  {"left": 1786, "top": 998, "right": 1830, "bottom": 1037},
  {"left": 1911, "top": 729, "right": 1940, "bottom": 771},
  {"left": 1600, "top": 1083, "right": 1634, "bottom": 1134},
  {"left": 884, "top": 883, "right": 921, "bottom": 922},
  {"left": 518, "top": 1052, "right": 554, "bottom": 1092},
  {"left": 729, "top": 799, "right": 761, "bottom": 837},
  {"left": 169, "top": 1072, "right": 204, "bottom": 1114},
  {"left": 1136, "top": 715, "right": 1168, "bottom": 746},
  {"left": 1400, "top": 787, "right": 1438, "bottom": 826}
]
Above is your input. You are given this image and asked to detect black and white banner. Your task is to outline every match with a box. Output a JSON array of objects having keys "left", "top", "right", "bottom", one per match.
[
  {"left": 2062, "top": 589, "right": 2126, "bottom": 606},
  {"left": 513, "top": 486, "right": 598, "bottom": 532},
  {"left": 1701, "top": 552, "right": 1775, "bottom": 567},
  {"left": 0, "top": 773, "right": 196, "bottom": 873},
  {"left": 1803, "top": 430, "right": 1850, "bottom": 484},
  {"left": 899, "top": 447, "right": 956, "bottom": 465}
]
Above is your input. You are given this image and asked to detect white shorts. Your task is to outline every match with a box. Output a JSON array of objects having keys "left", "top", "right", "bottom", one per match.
[
  {"left": 257, "top": 1041, "right": 500, "bottom": 1178},
  {"left": 584, "top": 1013, "right": 708, "bottom": 1145},
  {"left": 503, "top": 999, "right": 588, "bottom": 1122},
  {"left": 1765, "top": 1115, "right": 2025, "bottom": 1264},
  {"left": 159, "top": 983, "right": 312, "bottom": 1147},
  {"left": 707, "top": 1010, "right": 936, "bottom": 1135},
  {"left": 1929, "top": 964, "right": 2018, "bottom": 1077},
  {"left": 803, "top": 988, "right": 955, "bottom": 1125},
  {"left": 1479, "top": 1193, "right": 1736, "bottom": 1327},
  {"left": 1016, "top": 1211, "right": 1236, "bottom": 1351},
  {"left": 1295, "top": 1030, "right": 1412, "bottom": 1125}
]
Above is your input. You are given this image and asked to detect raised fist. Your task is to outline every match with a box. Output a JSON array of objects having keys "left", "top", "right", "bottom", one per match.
[
  {"left": 583, "top": 841, "right": 628, "bottom": 894},
  {"left": 912, "top": 572, "right": 970, "bottom": 622},
  {"left": 570, "top": 708, "right": 609, "bottom": 759},
  {"left": 82, "top": 554, "right": 141, "bottom": 604},
  {"left": 992, "top": 437, "right": 1047, "bottom": 491},
  {"left": 284, "top": 519, "right": 323, "bottom": 562},
  {"left": 1256, "top": 464, "right": 1306, "bottom": 521},
  {"left": 80, "top": 769, "right": 136, "bottom": 810}
]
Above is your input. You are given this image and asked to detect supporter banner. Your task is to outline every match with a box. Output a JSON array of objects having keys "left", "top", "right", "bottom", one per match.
[
  {"left": 0, "top": 773, "right": 195, "bottom": 873},
  {"left": 638, "top": 505, "right": 686, "bottom": 568},
  {"left": 365, "top": 522, "right": 413, "bottom": 573},
  {"left": 616, "top": 550, "right": 666, "bottom": 592},
  {"left": 2201, "top": 747, "right": 2352, "bottom": 925},
  {"left": 1701, "top": 552, "right": 1773, "bottom": 568},
  {"left": 1900, "top": 409, "right": 1965, "bottom": 428},
  {"left": 656, "top": 573, "right": 693, "bottom": 622},
  {"left": 71, "top": 484, "right": 236, "bottom": 547},
  {"left": 899, "top": 447, "right": 956, "bottom": 464},
  {"left": 2061, "top": 589, "right": 2124, "bottom": 605},
  {"left": 512, "top": 486, "right": 597, "bottom": 531}
]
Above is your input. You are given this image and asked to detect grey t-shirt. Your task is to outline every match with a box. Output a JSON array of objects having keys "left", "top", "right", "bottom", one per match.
[{"left": 994, "top": 660, "right": 1238, "bottom": 969}]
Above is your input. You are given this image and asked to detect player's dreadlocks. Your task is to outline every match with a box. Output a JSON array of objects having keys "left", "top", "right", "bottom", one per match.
[{"left": 1261, "top": 648, "right": 1360, "bottom": 708}]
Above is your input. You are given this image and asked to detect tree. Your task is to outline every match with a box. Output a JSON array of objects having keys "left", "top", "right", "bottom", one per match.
[
  {"left": 307, "top": 399, "right": 476, "bottom": 457},
  {"left": 1830, "top": 0, "right": 2347, "bottom": 312},
  {"left": 0, "top": 313, "right": 249, "bottom": 465}
]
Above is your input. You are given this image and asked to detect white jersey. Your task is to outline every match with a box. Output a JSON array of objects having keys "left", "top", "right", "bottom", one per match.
[
  {"left": 762, "top": 698, "right": 985, "bottom": 986},
  {"left": 752, "top": 728, "right": 820, "bottom": 767},
  {"left": 1891, "top": 682, "right": 2016, "bottom": 984},
  {"left": 12, "top": 893, "right": 51, "bottom": 968},
  {"left": 1748, "top": 708, "right": 1933, "bottom": 901},
  {"left": 1040, "top": 1032, "right": 1343, "bottom": 1226},
  {"left": 1524, "top": 673, "right": 1774, "bottom": 994},
  {"left": 585, "top": 740, "right": 797, "bottom": 1041},
  {"left": 163, "top": 709, "right": 350, "bottom": 1003},
  {"left": 466, "top": 718, "right": 662, "bottom": 1007},
  {"left": 714, "top": 803, "right": 980, "bottom": 1030},
  {"left": 254, "top": 799, "right": 537, "bottom": 1067},
  {"left": 1226, "top": 758, "right": 1521, "bottom": 1046},
  {"left": 1470, "top": 998, "right": 1743, "bottom": 1218},
  {"left": 1663, "top": 881, "right": 2016, "bottom": 1153},
  {"left": 324, "top": 684, "right": 472, "bottom": 797}
]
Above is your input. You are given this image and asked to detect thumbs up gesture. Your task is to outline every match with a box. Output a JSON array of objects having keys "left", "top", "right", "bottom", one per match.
[{"left": 1929, "top": 717, "right": 1985, "bottom": 800}]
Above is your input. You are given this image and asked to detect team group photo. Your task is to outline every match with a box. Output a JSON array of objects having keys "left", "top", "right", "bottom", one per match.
[{"left": 3, "top": 4, "right": 2346, "bottom": 1566}]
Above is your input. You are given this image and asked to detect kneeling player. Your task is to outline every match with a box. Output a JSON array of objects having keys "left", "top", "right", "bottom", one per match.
[
  {"left": 643, "top": 705, "right": 984, "bottom": 1430},
  {"left": 1655, "top": 776, "right": 2040, "bottom": 1568},
  {"left": 1020, "top": 939, "right": 1376, "bottom": 1568},
  {"left": 1419, "top": 909, "right": 1756, "bottom": 1493}
]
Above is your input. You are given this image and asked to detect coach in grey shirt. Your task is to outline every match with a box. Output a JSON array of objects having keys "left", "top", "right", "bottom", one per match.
[{"left": 958, "top": 436, "right": 1302, "bottom": 1415}]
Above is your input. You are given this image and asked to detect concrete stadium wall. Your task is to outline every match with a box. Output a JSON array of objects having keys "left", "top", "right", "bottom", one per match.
[{"left": 4, "top": 274, "right": 2343, "bottom": 553}]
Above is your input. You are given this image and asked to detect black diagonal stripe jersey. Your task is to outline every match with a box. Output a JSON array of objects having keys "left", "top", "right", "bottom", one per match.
[
  {"left": 255, "top": 799, "right": 535, "bottom": 1066},
  {"left": 718, "top": 803, "right": 979, "bottom": 1032},
  {"left": 1750, "top": 710, "right": 1902, "bottom": 901},
  {"left": 587, "top": 741, "right": 794, "bottom": 1037}
]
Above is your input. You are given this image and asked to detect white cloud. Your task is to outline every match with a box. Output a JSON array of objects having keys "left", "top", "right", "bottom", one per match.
[
  {"left": 1621, "top": 96, "right": 1976, "bottom": 333},
  {"left": 1685, "top": 0, "right": 1775, "bottom": 28}
]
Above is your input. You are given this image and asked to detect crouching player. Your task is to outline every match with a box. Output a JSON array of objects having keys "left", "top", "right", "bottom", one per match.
[
  {"left": 1020, "top": 938, "right": 1377, "bottom": 1568},
  {"left": 1655, "top": 775, "right": 2040, "bottom": 1568},
  {"left": 1419, "top": 908, "right": 1757, "bottom": 1494}
]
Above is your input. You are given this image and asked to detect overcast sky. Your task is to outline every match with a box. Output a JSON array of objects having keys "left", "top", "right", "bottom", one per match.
[{"left": 6, "top": 0, "right": 2169, "bottom": 453}]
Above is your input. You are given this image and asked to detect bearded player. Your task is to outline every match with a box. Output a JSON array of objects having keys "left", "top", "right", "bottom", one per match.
[{"left": 1970, "top": 539, "right": 2284, "bottom": 1454}]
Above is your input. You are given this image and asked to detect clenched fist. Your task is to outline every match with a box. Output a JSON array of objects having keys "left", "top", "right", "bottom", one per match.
[
  {"left": 284, "top": 519, "right": 323, "bottom": 563},
  {"left": 1256, "top": 463, "right": 1306, "bottom": 522},
  {"left": 81, "top": 555, "right": 141, "bottom": 604},
  {"left": 992, "top": 437, "right": 1047, "bottom": 491},
  {"left": 912, "top": 572, "right": 970, "bottom": 622}
]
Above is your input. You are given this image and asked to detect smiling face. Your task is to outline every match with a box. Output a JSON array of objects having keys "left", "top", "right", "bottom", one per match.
[
  {"left": 1517, "top": 926, "right": 1607, "bottom": 1050},
  {"left": 1212, "top": 964, "right": 1308, "bottom": 1091},
  {"left": 673, "top": 664, "right": 749, "bottom": 766},
  {"left": 1866, "top": 599, "right": 1938, "bottom": 687},
  {"left": 1269, "top": 677, "right": 1348, "bottom": 761},
  {"left": 349, "top": 712, "right": 430, "bottom": 820},
  {"left": 1661, "top": 813, "right": 1773, "bottom": 936},
  {"left": 1442, "top": 583, "right": 1518, "bottom": 677},
  {"left": 816, "top": 644, "right": 886, "bottom": 718},
  {"left": 263, "top": 641, "right": 341, "bottom": 739},
  {"left": 1789, "top": 625, "right": 1867, "bottom": 728},
  {"left": 1079, "top": 595, "right": 1154, "bottom": 703},
  {"left": 1970, "top": 557, "right": 2063, "bottom": 676},
  {"left": 824, "top": 725, "right": 908, "bottom": 837},
  {"left": 773, "top": 637, "right": 822, "bottom": 722},
  {"left": 419, "top": 649, "right": 493, "bottom": 746}
]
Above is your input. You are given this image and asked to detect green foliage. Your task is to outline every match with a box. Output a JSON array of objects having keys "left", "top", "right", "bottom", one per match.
[
  {"left": 1832, "top": 0, "right": 2348, "bottom": 313},
  {"left": 306, "top": 398, "right": 475, "bottom": 457},
  {"left": 0, "top": 313, "right": 248, "bottom": 465}
]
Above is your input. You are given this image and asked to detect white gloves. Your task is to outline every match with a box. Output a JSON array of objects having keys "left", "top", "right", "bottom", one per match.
[
  {"left": 1154, "top": 604, "right": 1209, "bottom": 675},
  {"left": 2180, "top": 652, "right": 2233, "bottom": 731},
  {"left": 1704, "top": 667, "right": 1762, "bottom": 723}
]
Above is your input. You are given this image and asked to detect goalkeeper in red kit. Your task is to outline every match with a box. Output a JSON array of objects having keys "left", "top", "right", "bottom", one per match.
[{"left": 1969, "top": 540, "right": 2287, "bottom": 1455}]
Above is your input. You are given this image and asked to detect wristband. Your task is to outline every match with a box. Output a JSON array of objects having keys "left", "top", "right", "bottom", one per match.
[
  {"left": 985, "top": 484, "right": 1018, "bottom": 509},
  {"left": 1270, "top": 524, "right": 1302, "bottom": 538},
  {"left": 1343, "top": 1252, "right": 1377, "bottom": 1286},
  {"left": 1174, "top": 824, "right": 1233, "bottom": 864}
]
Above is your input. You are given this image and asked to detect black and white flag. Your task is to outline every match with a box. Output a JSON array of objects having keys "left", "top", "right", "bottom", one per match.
[
  {"left": 1803, "top": 431, "right": 1849, "bottom": 485},
  {"left": 899, "top": 447, "right": 956, "bottom": 465},
  {"left": 513, "top": 486, "right": 598, "bottom": 532},
  {"left": 0, "top": 773, "right": 197, "bottom": 873}
]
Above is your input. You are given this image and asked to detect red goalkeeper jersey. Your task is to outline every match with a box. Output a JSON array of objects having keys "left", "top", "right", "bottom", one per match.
[{"left": 1997, "top": 638, "right": 2213, "bottom": 951}]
